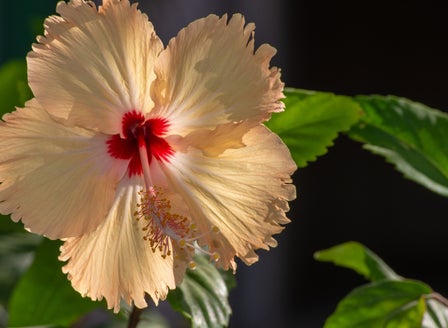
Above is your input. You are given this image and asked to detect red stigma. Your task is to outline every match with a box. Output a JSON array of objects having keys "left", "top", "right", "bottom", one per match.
[{"left": 107, "top": 110, "right": 174, "bottom": 176}]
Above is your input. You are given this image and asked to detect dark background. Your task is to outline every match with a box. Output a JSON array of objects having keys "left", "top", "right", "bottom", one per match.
[{"left": 1, "top": 1, "right": 448, "bottom": 327}]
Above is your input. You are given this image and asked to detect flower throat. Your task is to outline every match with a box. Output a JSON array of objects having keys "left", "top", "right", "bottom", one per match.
[{"left": 107, "top": 110, "right": 219, "bottom": 265}]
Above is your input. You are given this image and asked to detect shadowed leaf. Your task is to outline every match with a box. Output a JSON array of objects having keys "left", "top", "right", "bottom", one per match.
[
  {"left": 0, "top": 60, "right": 32, "bottom": 115},
  {"left": 167, "top": 255, "right": 234, "bottom": 328},
  {"left": 8, "top": 239, "right": 102, "bottom": 327}
]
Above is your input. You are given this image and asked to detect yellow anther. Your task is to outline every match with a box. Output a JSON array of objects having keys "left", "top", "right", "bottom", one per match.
[
  {"left": 135, "top": 186, "right": 192, "bottom": 260},
  {"left": 188, "top": 261, "right": 197, "bottom": 270},
  {"left": 135, "top": 186, "right": 221, "bottom": 268},
  {"left": 178, "top": 239, "right": 186, "bottom": 248}
]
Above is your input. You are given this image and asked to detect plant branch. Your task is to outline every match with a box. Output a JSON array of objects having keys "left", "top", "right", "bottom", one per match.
[{"left": 127, "top": 305, "right": 144, "bottom": 328}]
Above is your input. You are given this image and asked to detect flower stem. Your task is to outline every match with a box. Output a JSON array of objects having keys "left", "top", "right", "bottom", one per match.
[{"left": 127, "top": 305, "right": 143, "bottom": 328}]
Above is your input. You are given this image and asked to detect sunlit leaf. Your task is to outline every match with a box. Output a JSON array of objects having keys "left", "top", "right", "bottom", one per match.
[
  {"left": 8, "top": 239, "right": 102, "bottom": 327},
  {"left": 167, "top": 255, "right": 234, "bottom": 328},
  {"left": 386, "top": 296, "right": 426, "bottom": 327},
  {"left": 325, "top": 279, "right": 431, "bottom": 328},
  {"left": 266, "top": 88, "right": 361, "bottom": 167},
  {"left": 314, "top": 241, "right": 401, "bottom": 281},
  {"left": 0, "top": 60, "right": 32, "bottom": 115},
  {"left": 348, "top": 95, "right": 448, "bottom": 197}
]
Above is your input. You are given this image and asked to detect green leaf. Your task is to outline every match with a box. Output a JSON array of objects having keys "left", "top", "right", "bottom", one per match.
[
  {"left": 423, "top": 298, "right": 448, "bottom": 328},
  {"left": 325, "top": 279, "right": 431, "bottom": 328},
  {"left": 314, "top": 241, "right": 401, "bottom": 281},
  {"left": 8, "top": 239, "right": 102, "bottom": 327},
  {"left": 266, "top": 88, "right": 361, "bottom": 168},
  {"left": 167, "top": 255, "right": 234, "bottom": 328},
  {"left": 348, "top": 95, "right": 448, "bottom": 197},
  {"left": 0, "top": 215, "right": 28, "bottom": 234},
  {"left": 0, "top": 232, "right": 41, "bottom": 305},
  {"left": 0, "top": 60, "right": 32, "bottom": 115},
  {"left": 386, "top": 296, "right": 427, "bottom": 328}
]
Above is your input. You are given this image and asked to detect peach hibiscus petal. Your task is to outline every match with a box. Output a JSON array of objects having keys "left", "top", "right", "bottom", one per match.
[
  {"left": 151, "top": 14, "right": 284, "bottom": 136},
  {"left": 0, "top": 99, "right": 127, "bottom": 239},
  {"left": 28, "top": 0, "right": 163, "bottom": 134},
  {"left": 160, "top": 125, "right": 297, "bottom": 270},
  {"left": 169, "top": 120, "right": 254, "bottom": 157},
  {"left": 59, "top": 177, "right": 185, "bottom": 312}
]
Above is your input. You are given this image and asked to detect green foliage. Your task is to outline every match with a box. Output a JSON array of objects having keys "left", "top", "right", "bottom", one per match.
[
  {"left": 316, "top": 242, "right": 448, "bottom": 327},
  {"left": 8, "top": 239, "right": 103, "bottom": 327},
  {"left": 325, "top": 279, "right": 430, "bottom": 327},
  {"left": 0, "top": 216, "right": 28, "bottom": 234},
  {"left": 0, "top": 60, "right": 32, "bottom": 115},
  {"left": 0, "top": 232, "right": 41, "bottom": 306},
  {"left": 266, "top": 88, "right": 361, "bottom": 167},
  {"left": 0, "top": 59, "right": 35, "bottom": 325},
  {"left": 424, "top": 299, "right": 448, "bottom": 328},
  {"left": 348, "top": 95, "right": 448, "bottom": 197},
  {"left": 0, "top": 217, "right": 41, "bottom": 326},
  {"left": 167, "top": 255, "right": 234, "bottom": 328},
  {"left": 314, "top": 241, "right": 401, "bottom": 281}
]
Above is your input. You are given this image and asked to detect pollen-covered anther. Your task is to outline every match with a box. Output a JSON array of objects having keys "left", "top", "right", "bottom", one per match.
[
  {"left": 135, "top": 187, "right": 222, "bottom": 264},
  {"left": 211, "top": 252, "right": 220, "bottom": 262},
  {"left": 188, "top": 261, "right": 197, "bottom": 270},
  {"left": 134, "top": 187, "right": 191, "bottom": 259}
]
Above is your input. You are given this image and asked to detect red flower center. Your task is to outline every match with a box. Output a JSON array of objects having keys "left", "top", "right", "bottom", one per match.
[{"left": 107, "top": 110, "right": 174, "bottom": 176}]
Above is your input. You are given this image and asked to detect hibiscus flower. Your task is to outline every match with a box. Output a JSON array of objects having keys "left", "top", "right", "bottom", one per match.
[{"left": 0, "top": 0, "right": 296, "bottom": 312}]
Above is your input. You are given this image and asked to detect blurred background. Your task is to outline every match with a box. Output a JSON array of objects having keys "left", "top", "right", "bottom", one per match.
[{"left": 1, "top": 0, "right": 448, "bottom": 327}]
